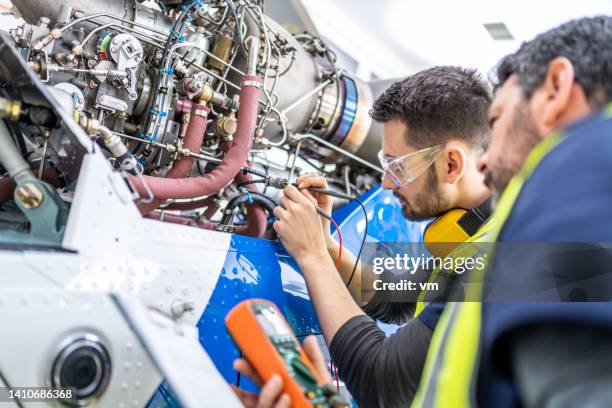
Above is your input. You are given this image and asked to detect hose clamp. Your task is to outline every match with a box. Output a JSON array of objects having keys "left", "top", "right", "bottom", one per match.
[
  {"left": 240, "top": 80, "right": 261, "bottom": 88},
  {"left": 192, "top": 108, "right": 209, "bottom": 118}
]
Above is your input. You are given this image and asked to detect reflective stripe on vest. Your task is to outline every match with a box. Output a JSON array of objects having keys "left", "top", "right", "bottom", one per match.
[{"left": 411, "top": 130, "right": 567, "bottom": 408}]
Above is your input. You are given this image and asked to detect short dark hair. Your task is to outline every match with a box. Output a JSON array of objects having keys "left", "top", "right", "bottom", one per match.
[
  {"left": 369, "top": 66, "right": 492, "bottom": 149},
  {"left": 493, "top": 16, "right": 612, "bottom": 107}
]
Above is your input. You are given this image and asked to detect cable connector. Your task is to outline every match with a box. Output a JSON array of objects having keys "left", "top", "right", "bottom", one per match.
[{"left": 266, "top": 177, "right": 289, "bottom": 189}]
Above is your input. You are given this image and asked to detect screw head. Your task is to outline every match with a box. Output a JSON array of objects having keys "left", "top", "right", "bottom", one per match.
[{"left": 15, "top": 183, "right": 44, "bottom": 209}]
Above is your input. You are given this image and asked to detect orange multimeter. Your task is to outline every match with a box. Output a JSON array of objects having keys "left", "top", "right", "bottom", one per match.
[{"left": 226, "top": 299, "right": 348, "bottom": 408}]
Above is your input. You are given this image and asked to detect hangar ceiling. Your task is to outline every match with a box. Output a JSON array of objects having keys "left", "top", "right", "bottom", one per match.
[{"left": 301, "top": 0, "right": 612, "bottom": 78}]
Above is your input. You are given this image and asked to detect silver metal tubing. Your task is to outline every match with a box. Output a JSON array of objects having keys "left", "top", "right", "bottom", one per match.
[
  {"left": 281, "top": 78, "right": 334, "bottom": 116},
  {"left": 0, "top": 119, "right": 35, "bottom": 183},
  {"left": 296, "top": 133, "right": 383, "bottom": 174},
  {"left": 62, "top": 12, "right": 169, "bottom": 40},
  {"left": 246, "top": 36, "right": 260, "bottom": 77},
  {"left": 194, "top": 46, "right": 246, "bottom": 77},
  {"left": 112, "top": 131, "right": 223, "bottom": 164},
  {"left": 79, "top": 22, "right": 164, "bottom": 51},
  {"left": 288, "top": 139, "right": 302, "bottom": 181},
  {"left": 267, "top": 107, "right": 288, "bottom": 147},
  {"left": 174, "top": 58, "right": 241, "bottom": 91}
]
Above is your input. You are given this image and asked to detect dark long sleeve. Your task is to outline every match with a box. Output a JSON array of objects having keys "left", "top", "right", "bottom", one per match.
[
  {"left": 362, "top": 294, "right": 415, "bottom": 325},
  {"left": 329, "top": 315, "right": 432, "bottom": 408},
  {"left": 361, "top": 269, "right": 431, "bottom": 325}
]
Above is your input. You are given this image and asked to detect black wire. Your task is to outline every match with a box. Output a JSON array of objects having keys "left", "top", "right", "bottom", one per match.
[
  {"left": 236, "top": 350, "right": 242, "bottom": 387},
  {"left": 236, "top": 178, "right": 267, "bottom": 189},
  {"left": 221, "top": 191, "right": 277, "bottom": 225},
  {"left": 345, "top": 198, "right": 368, "bottom": 288},
  {"left": 241, "top": 166, "right": 268, "bottom": 178}
]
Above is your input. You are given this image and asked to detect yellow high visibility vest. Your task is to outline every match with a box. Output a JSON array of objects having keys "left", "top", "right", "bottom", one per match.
[{"left": 411, "top": 131, "right": 567, "bottom": 408}]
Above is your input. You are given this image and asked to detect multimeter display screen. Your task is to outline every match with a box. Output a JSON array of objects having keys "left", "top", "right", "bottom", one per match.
[{"left": 255, "top": 306, "right": 292, "bottom": 337}]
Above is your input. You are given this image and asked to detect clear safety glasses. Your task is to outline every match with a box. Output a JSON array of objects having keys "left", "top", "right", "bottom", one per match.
[{"left": 377, "top": 144, "right": 445, "bottom": 187}]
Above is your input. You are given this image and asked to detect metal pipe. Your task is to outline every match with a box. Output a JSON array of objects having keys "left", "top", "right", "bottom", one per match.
[
  {"left": 76, "top": 22, "right": 164, "bottom": 54},
  {"left": 113, "top": 131, "right": 223, "bottom": 164},
  {"left": 0, "top": 120, "right": 34, "bottom": 183},
  {"left": 80, "top": 117, "right": 127, "bottom": 158},
  {"left": 262, "top": 106, "right": 288, "bottom": 147},
  {"left": 174, "top": 58, "right": 241, "bottom": 91},
  {"left": 88, "top": 13, "right": 170, "bottom": 39},
  {"left": 281, "top": 78, "right": 333, "bottom": 116},
  {"left": 38, "top": 130, "right": 49, "bottom": 179},
  {"left": 288, "top": 139, "right": 302, "bottom": 181},
  {"left": 296, "top": 133, "right": 384, "bottom": 174},
  {"left": 246, "top": 36, "right": 260, "bottom": 77}
]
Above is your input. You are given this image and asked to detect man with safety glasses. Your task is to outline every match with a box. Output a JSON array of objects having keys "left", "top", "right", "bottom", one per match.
[{"left": 233, "top": 66, "right": 492, "bottom": 408}]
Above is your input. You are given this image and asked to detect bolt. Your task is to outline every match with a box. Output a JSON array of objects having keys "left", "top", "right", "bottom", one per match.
[
  {"left": 15, "top": 183, "right": 44, "bottom": 209},
  {"left": 89, "top": 80, "right": 98, "bottom": 89},
  {"left": 171, "top": 300, "right": 195, "bottom": 319},
  {"left": 87, "top": 59, "right": 98, "bottom": 68},
  {"left": 110, "top": 47, "right": 118, "bottom": 53}
]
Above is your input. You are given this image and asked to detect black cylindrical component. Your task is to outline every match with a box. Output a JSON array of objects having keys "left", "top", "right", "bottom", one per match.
[{"left": 50, "top": 335, "right": 111, "bottom": 405}]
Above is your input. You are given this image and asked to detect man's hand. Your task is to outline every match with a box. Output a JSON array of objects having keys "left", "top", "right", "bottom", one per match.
[
  {"left": 232, "top": 336, "right": 333, "bottom": 408},
  {"left": 296, "top": 173, "right": 334, "bottom": 245},
  {"left": 273, "top": 185, "right": 328, "bottom": 265}
]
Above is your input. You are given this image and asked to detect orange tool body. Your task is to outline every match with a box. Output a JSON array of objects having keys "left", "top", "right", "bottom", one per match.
[{"left": 226, "top": 299, "right": 347, "bottom": 408}]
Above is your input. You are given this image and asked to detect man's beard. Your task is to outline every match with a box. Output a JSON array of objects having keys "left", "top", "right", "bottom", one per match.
[
  {"left": 485, "top": 102, "right": 541, "bottom": 203},
  {"left": 394, "top": 168, "right": 449, "bottom": 221}
]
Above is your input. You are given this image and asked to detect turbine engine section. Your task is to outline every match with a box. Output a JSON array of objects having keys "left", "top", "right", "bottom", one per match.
[
  {"left": 300, "top": 74, "right": 376, "bottom": 164},
  {"left": 0, "top": 0, "right": 388, "bottom": 241}
]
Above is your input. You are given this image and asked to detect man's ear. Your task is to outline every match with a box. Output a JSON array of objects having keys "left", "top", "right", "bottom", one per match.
[
  {"left": 444, "top": 145, "right": 467, "bottom": 185},
  {"left": 532, "top": 57, "right": 575, "bottom": 133}
]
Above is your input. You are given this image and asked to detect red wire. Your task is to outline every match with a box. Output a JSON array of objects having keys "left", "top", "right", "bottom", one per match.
[
  {"left": 329, "top": 217, "right": 342, "bottom": 270},
  {"left": 333, "top": 363, "right": 340, "bottom": 391}
]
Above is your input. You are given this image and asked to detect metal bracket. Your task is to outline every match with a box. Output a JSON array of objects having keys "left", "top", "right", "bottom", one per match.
[{"left": 1, "top": 179, "right": 69, "bottom": 246}]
